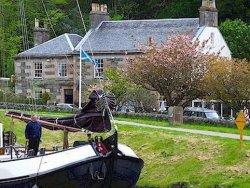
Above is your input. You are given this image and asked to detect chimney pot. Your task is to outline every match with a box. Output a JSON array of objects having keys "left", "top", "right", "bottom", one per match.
[
  {"left": 199, "top": 0, "right": 218, "bottom": 27},
  {"left": 91, "top": 3, "right": 100, "bottom": 12},
  {"left": 35, "top": 18, "right": 39, "bottom": 28},
  {"left": 100, "top": 4, "right": 108, "bottom": 12},
  {"left": 34, "top": 19, "right": 50, "bottom": 46},
  {"left": 103, "top": 4, "right": 108, "bottom": 12},
  {"left": 100, "top": 4, "right": 104, "bottom": 12},
  {"left": 90, "top": 3, "right": 110, "bottom": 28}
]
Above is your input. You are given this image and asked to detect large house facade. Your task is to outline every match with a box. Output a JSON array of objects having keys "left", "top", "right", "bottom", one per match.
[{"left": 14, "top": 0, "right": 231, "bottom": 105}]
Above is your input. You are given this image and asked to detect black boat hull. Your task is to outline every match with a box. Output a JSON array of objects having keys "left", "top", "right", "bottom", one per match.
[{"left": 0, "top": 155, "right": 143, "bottom": 188}]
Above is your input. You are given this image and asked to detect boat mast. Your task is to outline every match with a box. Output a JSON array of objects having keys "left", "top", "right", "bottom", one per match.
[{"left": 79, "top": 46, "right": 82, "bottom": 109}]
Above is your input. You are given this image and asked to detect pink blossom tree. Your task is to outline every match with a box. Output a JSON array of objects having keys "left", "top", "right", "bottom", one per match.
[{"left": 126, "top": 35, "right": 210, "bottom": 106}]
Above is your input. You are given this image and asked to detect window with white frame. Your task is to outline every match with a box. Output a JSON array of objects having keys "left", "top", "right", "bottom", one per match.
[
  {"left": 34, "top": 89, "right": 42, "bottom": 100},
  {"left": 58, "top": 62, "right": 67, "bottom": 77},
  {"left": 34, "top": 62, "right": 43, "bottom": 78},
  {"left": 94, "top": 59, "right": 104, "bottom": 78}
]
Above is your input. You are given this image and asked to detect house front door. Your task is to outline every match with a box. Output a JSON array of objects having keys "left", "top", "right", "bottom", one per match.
[{"left": 64, "top": 89, "right": 73, "bottom": 104}]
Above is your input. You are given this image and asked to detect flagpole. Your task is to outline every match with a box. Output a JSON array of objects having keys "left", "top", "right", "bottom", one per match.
[{"left": 79, "top": 46, "right": 82, "bottom": 109}]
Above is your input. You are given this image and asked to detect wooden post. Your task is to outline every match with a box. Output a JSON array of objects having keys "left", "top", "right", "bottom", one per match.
[{"left": 63, "top": 129, "right": 69, "bottom": 149}]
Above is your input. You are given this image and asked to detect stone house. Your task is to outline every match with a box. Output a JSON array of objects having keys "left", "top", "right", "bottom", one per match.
[{"left": 14, "top": 0, "right": 231, "bottom": 105}]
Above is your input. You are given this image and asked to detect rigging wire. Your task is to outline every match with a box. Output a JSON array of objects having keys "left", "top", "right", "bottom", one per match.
[
  {"left": 19, "top": 0, "right": 37, "bottom": 113},
  {"left": 75, "top": 0, "right": 117, "bottom": 130},
  {"left": 75, "top": 0, "right": 94, "bottom": 57},
  {"left": 41, "top": 1, "right": 116, "bottom": 134},
  {"left": 41, "top": 0, "right": 88, "bottom": 99},
  {"left": 41, "top": 0, "right": 81, "bottom": 78},
  {"left": 0, "top": 4, "right": 4, "bottom": 78}
]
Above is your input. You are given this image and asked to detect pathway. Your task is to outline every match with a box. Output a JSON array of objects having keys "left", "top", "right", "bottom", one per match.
[{"left": 115, "top": 120, "right": 250, "bottom": 141}]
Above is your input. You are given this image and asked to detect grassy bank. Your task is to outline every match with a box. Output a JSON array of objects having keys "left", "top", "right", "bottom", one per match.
[
  {"left": 1, "top": 111, "right": 250, "bottom": 187},
  {"left": 119, "top": 125, "right": 250, "bottom": 188}
]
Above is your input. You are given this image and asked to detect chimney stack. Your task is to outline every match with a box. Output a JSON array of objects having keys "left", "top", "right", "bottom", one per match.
[
  {"left": 90, "top": 3, "right": 110, "bottom": 29},
  {"left": 33, "top": 18, "right": 50, "bottom": 46},
  {"left": 199, "top": 0, "right": 218, "bottom": 27}
]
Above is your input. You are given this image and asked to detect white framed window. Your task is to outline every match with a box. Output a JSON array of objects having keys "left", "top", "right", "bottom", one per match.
[
  {"left": 94, "top": 59, "right": 104, "bottom": 78},
  {"left": 34, "top": 89, "right": 42, "bottom": 99},
  {"left": 58, "top": 62, "right": 67, "bottom": 77},
  {"left": 34, "top": 62, "right": 43, "bottom": 78}
]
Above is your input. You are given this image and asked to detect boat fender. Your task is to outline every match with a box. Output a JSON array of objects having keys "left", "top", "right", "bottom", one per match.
[
  {"left": 95, "top": 136, "right": 108, "bottom": 155},
  {"left": 96, "top": 142, "right": 108, "bottom": 155},
  {"left": 89, "top": 163, "right": 107, "bottom": 180}
]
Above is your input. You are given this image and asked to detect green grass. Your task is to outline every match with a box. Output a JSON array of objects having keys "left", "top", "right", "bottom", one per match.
[
  {"left": 118, "top": 125, "right": 250, "bottom": 188},
  {"left": 1, "top": 111, "right": 250, "bottom": 187},
  {"left": 115, "top": 116, "right": 250, "bottom": 136}
]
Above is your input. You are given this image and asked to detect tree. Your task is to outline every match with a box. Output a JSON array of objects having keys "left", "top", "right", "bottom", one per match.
[
  {"left": 41, "top": 92, "right": 51, "bottom": 105},
  {"left": 220, "top": 19, "right": 250, "bottom": 60},
  {"left": 126, "top": 35, "right": 210, "bottom": 107},
  {"left": 204, "top": 58, "right": 250, "bottom": 111},
  {"left": 105, "top": 68, "right": 158, "bottom": 112}
]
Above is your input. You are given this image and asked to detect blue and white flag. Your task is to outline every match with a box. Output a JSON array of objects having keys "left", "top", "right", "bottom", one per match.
[{"left": 80, "top": 49, "right": 95, "bottom": 64}]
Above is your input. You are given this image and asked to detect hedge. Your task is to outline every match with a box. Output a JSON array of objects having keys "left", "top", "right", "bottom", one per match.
[
  {"left": 0, "top": 102, "right": 77, "bottom": 113},
  {"left": 112, "top": 112, "right": 249, "bottom": 128}
]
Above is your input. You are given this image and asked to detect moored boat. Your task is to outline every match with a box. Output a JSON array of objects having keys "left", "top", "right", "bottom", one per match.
[{"left": 0, "top": 90, "right": 143, "bottom": 188}]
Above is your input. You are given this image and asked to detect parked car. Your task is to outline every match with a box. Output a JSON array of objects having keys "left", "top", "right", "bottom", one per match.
[
  {"left": 183, "top": 107, "right": 220, "bottom": 120},
  {"left": 56, "top": 103, "right": 78, "bottom": 110}
]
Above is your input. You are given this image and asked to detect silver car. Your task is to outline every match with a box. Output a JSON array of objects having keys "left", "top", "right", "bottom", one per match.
[
  {"left": 184, "top": 107, "right": 220, "bottom": 120},
  {"left": 56, "top": 103, "right": 78, "bottom": 110}
]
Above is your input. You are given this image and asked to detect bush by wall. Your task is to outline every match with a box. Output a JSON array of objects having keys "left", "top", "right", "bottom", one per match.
[{"left": 0, "top": 102, "right": 77, "bottom": 113}]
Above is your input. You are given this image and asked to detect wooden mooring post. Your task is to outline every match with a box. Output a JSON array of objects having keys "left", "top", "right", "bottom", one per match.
[{"left": 63, "top": 129, "right": 69, "bottom": 149}]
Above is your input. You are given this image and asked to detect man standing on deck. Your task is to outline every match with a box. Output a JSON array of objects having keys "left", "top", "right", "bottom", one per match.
[{"left": 25, "top": 115, "right": 42, "bottom": 156}]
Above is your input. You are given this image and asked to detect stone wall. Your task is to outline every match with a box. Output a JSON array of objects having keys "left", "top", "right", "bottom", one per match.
[
  {"left": 14, "top": 54, "right": 128, "bottom": 104},
  {"left": 15, "top": 56, "right": 76, "bottom": 103}
]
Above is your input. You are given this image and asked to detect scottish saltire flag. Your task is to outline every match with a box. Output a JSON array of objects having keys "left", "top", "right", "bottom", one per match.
[{"left": 80, "top": 49, "right": 95, "bottom": 64}]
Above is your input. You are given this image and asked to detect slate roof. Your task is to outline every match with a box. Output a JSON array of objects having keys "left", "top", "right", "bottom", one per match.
[
  {"left": 16, "top": 33, "right": 83, "bottom": 58},
  {"left": 76, "top": 18, "right": 200, "bottom": 53},
  {"left": 16, "top": 18, "right": 200, "bottom": 58}
]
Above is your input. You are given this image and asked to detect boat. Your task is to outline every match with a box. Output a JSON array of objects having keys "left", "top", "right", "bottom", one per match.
[{"left": 0, "top": 90, "right": 144, "bottom": 188}]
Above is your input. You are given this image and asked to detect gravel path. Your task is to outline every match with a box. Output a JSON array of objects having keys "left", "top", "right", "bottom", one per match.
[{"left": 115, "top": 120, "right": 250, "bottom": 141}]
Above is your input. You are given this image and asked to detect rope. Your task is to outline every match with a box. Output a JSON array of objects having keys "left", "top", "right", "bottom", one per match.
[
  {"left": 18, "top": 0, "right": 36, "bottom": 114},
  {"left": 75, "top": 1, "right": 117, "bottom": 131},
  {"left": 35, "top": 154, "right": 44, "bottom": 186},
  {"left": 41, "top": 0, "right": 83, "bottom": 78},
  {"left": 75, "top": 0, "right": 95, "bottom": 57}
]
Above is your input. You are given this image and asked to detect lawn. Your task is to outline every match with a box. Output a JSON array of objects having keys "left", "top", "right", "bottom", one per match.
[
  {"left": 120, "top": 125, "right": 250, "bottom": 188},
  {"left": 2, "top": 109, "right": 248, "bottom": 136},
  {"left": 1, "top": 111, "right": 250, "bottom": 187}
]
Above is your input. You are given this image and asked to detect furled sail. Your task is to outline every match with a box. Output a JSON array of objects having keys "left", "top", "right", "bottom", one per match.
[{"left": 6, "top": 90, "right": 116, "bottom": 133}]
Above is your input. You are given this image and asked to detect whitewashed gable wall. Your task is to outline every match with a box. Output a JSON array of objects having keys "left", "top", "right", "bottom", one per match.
[{"left": 194, "top": 27, "right": 231, "bottom": 59}]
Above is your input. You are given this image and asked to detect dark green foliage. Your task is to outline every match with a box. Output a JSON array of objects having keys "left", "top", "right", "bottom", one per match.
[
  {"left": 220, "top": 19, "right": 250, "bottom": 59},
  {"left": 41, "top": 92, "right": 51, "bottom": 105},
  {"left": 0, "top": 0, "right": 249, "bottom": 76}
]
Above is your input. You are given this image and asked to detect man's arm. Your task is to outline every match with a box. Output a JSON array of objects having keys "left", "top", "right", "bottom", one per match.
[
  {"left": 25, "top": 123, "right": 30, "bottom": 139},
  {"left": 39, "top": 123, "right": 42, "bottom": 139}
]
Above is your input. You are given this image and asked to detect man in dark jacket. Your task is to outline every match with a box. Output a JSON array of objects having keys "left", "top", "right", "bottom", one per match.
[{"left": 25, "top": 115, "right": 42, "bottom": 156}]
